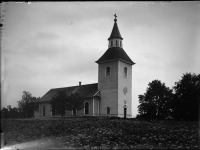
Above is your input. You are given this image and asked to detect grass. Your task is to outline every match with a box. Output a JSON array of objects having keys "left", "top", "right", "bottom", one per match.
[{"left": 1, "top": 117, "right": 199, "bottom": 149}]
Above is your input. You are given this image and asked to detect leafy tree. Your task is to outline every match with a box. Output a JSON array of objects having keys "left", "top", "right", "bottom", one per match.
[
  {"left": 49, "top": 90, "right": 84, "bottom": 117},
  {"left": 7, "top": 105, "right": 17, "bottom": 118},
  {"left": 66, "top": 93, "right": 85, "bottom": 115},
  {"left": 172, "top": 73, "right": 200, "bottom": 121},
  {"left": 17, "top": 91, "right": 36, "bottom": 118},
  {"left": 49, "top": 90, "right": 69, "bottom": 117},
  {"left": 1, "top": 92, "right": 39, "bottom": 119},
  {"left": 138, "top": 80, "right": 173, "bottom": 119},
  {"left": 10, "top": 107, "right": 20, "bottom": 118},
  {"left": 1, "top": 107, "right": 9, "bottom": 119},
  {"left": 1, "top": 106, "right": 20, "bottom": 119},
  {"left": 32, "top": 97, "right": 40, "bottom": 111}
]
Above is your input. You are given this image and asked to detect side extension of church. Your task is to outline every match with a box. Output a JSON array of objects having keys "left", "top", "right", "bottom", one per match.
[{"left": 34, "top": 14, "right": 135, "bottom": 118}]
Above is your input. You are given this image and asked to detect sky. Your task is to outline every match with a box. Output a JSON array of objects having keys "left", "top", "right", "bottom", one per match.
[{"left": 1, "top": 1, "right": 200, "bottom": 117}]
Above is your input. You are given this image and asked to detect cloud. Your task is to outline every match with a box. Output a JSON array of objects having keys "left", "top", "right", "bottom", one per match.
[{"left": 34, "top": 32, "right": 60, "bottom": 41}]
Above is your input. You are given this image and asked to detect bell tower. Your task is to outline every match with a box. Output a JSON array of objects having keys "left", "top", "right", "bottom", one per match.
[{"left": 96, "top": 14, "right": 135, "bottom": 118}]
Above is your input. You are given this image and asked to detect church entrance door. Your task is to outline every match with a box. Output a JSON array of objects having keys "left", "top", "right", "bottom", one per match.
[
  {"left": 124, "top": 107, "right": 127, "bottom": 119},
  {"left": 73, "top": 109, "right": 76, "bottom": 115}
]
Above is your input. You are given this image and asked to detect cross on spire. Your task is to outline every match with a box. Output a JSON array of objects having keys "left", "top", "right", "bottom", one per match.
[{"left": 114, "top": 13, "right": 117, "bottom": 22}]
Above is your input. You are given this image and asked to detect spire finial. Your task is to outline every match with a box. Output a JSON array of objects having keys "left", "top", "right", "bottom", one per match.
[{"left": 114, "top": 13, "right": 117, "bottom": 22}]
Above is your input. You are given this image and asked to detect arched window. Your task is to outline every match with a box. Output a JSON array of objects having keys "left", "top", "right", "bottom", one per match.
[
  {"left": 106, "top": 67, "right": 111, "bottom": 77},
  {"left": 107, "top": 107, "right": 111, "bottom": 114},
  {"left": 85, "top": 102, "right": 89, "bottom": 114},
  {"left": 124, "top": 67, "right": 127, "bottom": 78},
  {"left": 116, "top": 40, "right": 118, "bottom": 46},
  {"left": 111, "top": 41, "right": 113, "bottom": 47},
  {"left": 42, "top": 106, "right": 45, "bottom": 116},
  {"left": 51, "top": 106, "right": 55, "bottom": 116},
  {"left": 120, "top": 41, "right": 122, "bottom": 47}
]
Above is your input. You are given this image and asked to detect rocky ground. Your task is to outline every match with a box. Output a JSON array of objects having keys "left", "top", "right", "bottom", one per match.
[{"left": 1, "top": 117, "right": 199, "bottom": 149}]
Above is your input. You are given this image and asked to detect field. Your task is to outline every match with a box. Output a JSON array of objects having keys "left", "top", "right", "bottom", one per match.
[{"left": 1, "top": 117, "right": 199, "bottom": 149}]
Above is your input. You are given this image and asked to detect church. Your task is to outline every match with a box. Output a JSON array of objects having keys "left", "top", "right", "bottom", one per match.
[{"left": 34, "top": 14, "right": 135, "bottom": 118}]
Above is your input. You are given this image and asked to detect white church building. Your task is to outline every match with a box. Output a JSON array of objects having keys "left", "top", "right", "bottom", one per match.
[{"left": 34, "top": 15, "right": 135, "bottom": 118}]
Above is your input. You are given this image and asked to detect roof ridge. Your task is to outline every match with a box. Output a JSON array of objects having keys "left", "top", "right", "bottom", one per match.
[
  {"left": 40, "top": 83, "right": 99, "bottom": 102},
  {"left": 51, "top": 86, "right": 78, "bottom": 90},
  {"left": 51, "top": 83, "right": 98, "bottom": 90}
]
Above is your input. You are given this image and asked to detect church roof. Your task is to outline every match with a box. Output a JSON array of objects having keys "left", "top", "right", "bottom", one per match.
[
  {"left": 108, "top": 21, "right": 123, "bottom": 40},
  {"left": 96, "top": 47, "right": 135, "bottom": 65},
  {"left": 40, "top": 83, "right": 99, "bottom": 102}
]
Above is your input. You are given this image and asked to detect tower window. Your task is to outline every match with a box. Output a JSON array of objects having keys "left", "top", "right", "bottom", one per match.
[
  {"left": 120, "top": 41, "right": 122, "bottom": 47},
  {"left": 107, "top": 107, "right": 111, "bottom": 114},
  {"left": 111, "top": 41, "right": 113, "bottom": 47},
  {"left": 106, "top": 67, "right": 111, "bottom": 77},
  {"left": 124, "top": 67, "right": 127, "bottom": 78},
  {"left": 85, "top": 102, "right": 89, "bottom": 114},
  {"left": 116, "top": 40, "right": 118, "bottom": 46}
]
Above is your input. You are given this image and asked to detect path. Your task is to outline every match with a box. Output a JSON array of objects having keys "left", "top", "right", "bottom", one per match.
[{"left": 2, "top": 138, "right": 76, "bottom": 150}]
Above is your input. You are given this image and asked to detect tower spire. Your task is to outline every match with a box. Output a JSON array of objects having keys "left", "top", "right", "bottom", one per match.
[
  {"left": 108, "top": 14, "right": 123, "bottom": 41},
  {"left": 108, "top": 14, "right": 123, "bottom": 48},
  {"left": 96, "top": 14, "right": 135, "bottom": 65},
  {"left": 114, "top": 13, "right": 117, "bottom": 22}
]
